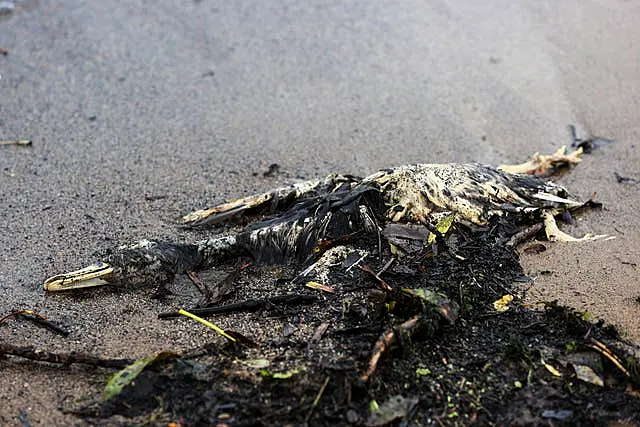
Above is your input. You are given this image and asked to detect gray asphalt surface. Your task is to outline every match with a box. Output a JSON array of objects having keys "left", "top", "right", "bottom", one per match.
[{"left": 2, "top": 0, "right": 640, "bottom": 424}]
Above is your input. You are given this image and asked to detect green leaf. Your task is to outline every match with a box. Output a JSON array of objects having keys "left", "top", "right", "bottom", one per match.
[
  {"left": 105, "top": 351, "right": 178, "bottom": 400},
  {"left": 427, "top": 214, "right": 455, "bottom": 244},
  {"left": 272, "top": 369, "right": 299, "bottom": 379},
  {"left": 260, "top": 368, "right": 300, "bottom": 379},
  {"left": 416, "top": 368, "right": 431, "bottom": 377}
]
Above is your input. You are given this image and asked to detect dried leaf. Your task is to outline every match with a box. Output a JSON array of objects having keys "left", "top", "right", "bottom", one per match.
[
  {"left": 224, "top": 330, "right": 258, "bottom": 347},
  {"left": 366, "top": 395, "right": 418, "bottom": 426},
  {"left": 541, "top": 357, "right": 562, "bottom": 377},
  {"left": 389, "top": 243, "right": 405, "bottom": 257},
  {"left": 239, "top": 359, "right": 270, "bottom": 369},
  {"left": 305, "top": 281, "right": 335, "bottom": 293},
  {"left": 493, "top": 294, "right": 513, "bottom": 312},
  {"left": 402, "top": 288, "right": 459, "bottom": 324},
  {"left": 308, "top": 321, "right": 330, "bottom": 348},
  {"left": 260, "top": 368, "right": 300, "bottom": 379},
  {"left": 572, "top": 364, "right": 604, "bottom": 387}
]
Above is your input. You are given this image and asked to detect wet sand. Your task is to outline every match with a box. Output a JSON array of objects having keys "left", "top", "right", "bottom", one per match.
[{"left": 2, "top": 0, "right": 640, "bottom": 424}]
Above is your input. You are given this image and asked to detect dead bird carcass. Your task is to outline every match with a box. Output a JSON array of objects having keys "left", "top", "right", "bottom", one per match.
[{"left": 44, "top": 147, "right": 608, "bottom": 291}]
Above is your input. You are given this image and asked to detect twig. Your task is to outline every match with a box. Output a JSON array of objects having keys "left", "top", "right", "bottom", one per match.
[
  {"left": 506, "top": 223, "right": 544, "bottom": 248},
  {"left": 614, "top": 172, "right": 640, "bottom": 184},
  {"left": 158, "top": 294, "right": 318, "bottom": 319},
  {"left": 376, "top": 257, "right": 395, "bottom": 279},
  {"left": 361, "top": 315, "right": 421, "bottom": 381},
  {"left": 0, "top": 140, "right": 32, "bottom": 146},
  {"left": 584, "top": 338, "right": 630, "bottom": 377},
  {"left": 345, "top": 253, "right": 367, "bottom": 273},
  {"left": 359, "top": 265, "right": 393, "bottom": 291},
  {"left": 307, "top": 321, "right": 330, "bottom": 350},
  {"left": 20, "top": 313, "right": 70, "bottom": 336},
  {"left": 305, "top": 376, "right": 330, "bottom": 423},
  {"left": 0, "top": 309, "right": 70, "bottom": 336},
  {"left": 0, "top": 343, "right": 132, "bottom": 368}
]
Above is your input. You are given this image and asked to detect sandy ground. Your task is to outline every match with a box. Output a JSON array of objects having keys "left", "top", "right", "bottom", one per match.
[{"left": 1, "top": 0, "right": 640, "bottom": 425}]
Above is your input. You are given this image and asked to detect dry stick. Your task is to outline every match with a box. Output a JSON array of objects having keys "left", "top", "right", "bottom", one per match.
[
  {"left": 376, "top": 257, "right": 395, "bottom": 279},
  {"left": 0, "top": 140, "right": 32, "bottom": 146},
  {"left": 158, "top": 294, "right": 318, "bottom": 319},
  {"left": 0, "top": 309, "right": 70, "bottom": 336},
  {"left": 0, "top": 343, "right": 132, "bottom": 368},
  {"left": 361, "top": 315, "right": 421, "bottom": 382},
  {"left": 506, "top": 223, "right": 544, "bottom": 248},
  {"left": 20, "top": 313, "right": 70, "bottom": 336},
  {"left": 359, "top": 265, "right": 392, "bottom": 291},
  {"left": 585, "top": 338, "right": 630, "bottom": 377},
  {"left": 305, "top": 376, "right": 331, "bottom": 423},
  {"left": 307, "top": 321, "right": 330, "bottom": 350}
]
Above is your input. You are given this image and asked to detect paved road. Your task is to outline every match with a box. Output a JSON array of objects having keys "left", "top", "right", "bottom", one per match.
[{"left": 2, "top": 0, "right": 640, "bottom": 424}]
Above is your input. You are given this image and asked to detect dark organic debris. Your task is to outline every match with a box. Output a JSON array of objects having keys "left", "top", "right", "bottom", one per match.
[
  {"left": 307, "top": 321, "right": 330, "bottom": 350},
  {"left": 17, "top": 409, "right": 29, "bottom": 427},
  {"left": 366, "top": 395, "right": 419, "bottom": 426},
  {"left": 523, "top": 242, "right": 547, "bottom": 254},
  {"left": 223, "top": 330, "right": 259, "bottom": 347},
  {"left": 157, "top": 293, "right": 318, "bottom": 319},
  {"left": 569, "top": 124, "right": 615, "bottom": 154},
  {"left": 506, "top": 222, "right": 544, "bottom": 248},
  {"left": 193, "top": 263, "right": 245, "bottom": 307},
  {"left": 0, "top": 309, "right": 70, "bottom": 336},
  {"left": 27, "top": 145, "right": 640, "bottom": 425},
  {"left": 615, "top": 172, "right": 640, "bottom": 184},
  {"left": 144, "top": 194, "right": 167, "bottom": 201},
  {"left": 23, "top": 226, "right": 640, "bottom": 425},
  {"left": 0, "top": 47, "right": 8, "bottom": 56},
  {"left": 262, "top": 163, "right": 281, "bottom": 178}
]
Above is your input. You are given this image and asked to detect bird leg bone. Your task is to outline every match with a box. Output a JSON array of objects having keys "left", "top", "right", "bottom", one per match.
[
  {"left": 542, "top": 212, "right": 613, "bottom": 242},
  {"left": 498, "top": 146, "right": 583, "bottom": 177}
]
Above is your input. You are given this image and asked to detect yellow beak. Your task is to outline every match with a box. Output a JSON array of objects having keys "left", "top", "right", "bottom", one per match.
[{"left": 44, "top": 262, "right": 114, "bottom": 291}]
